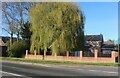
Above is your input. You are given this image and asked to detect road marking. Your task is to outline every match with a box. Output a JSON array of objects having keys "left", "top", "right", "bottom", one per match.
[
  {"left": 77, "top": 69, "right": 83, "bottom": 70},
  {"left": 38, "top": 64, "right": 52, "bottom": 67},
  {"left": 0, "top": 71, "right": 23, "bottom": 76},
  {"left": 88, "top": 69, "right": 118, "bottom": 74},
  {"left": 88, "top": 70, "right": 98, "bottom": 72},
  {"left": 1, "top": 71, "right": 32, "bottom": 78},
  {"left": 101, "top": 71, "right": 117, "bottom": 74}
]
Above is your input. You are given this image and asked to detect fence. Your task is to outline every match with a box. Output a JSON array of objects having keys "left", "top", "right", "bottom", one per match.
[{"left": 25, "top": 49, "right": 118, "bottom": 63}]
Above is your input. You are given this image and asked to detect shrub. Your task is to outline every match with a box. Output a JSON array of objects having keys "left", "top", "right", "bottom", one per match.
[
  {"left": 5, "top": 40, "right": 10, "bottom": 47},
  {"left": 7, "top": 40, "right": 29, "bottom": 57}
]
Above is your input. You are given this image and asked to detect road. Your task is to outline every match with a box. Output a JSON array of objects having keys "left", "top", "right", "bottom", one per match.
[{"left": 1, "top": 61, "right": 118, "bottom": 78}]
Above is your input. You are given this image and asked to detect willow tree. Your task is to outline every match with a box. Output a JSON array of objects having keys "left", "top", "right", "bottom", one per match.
[{"left": 29, "top": 2, "right": 85, "bottom": 57}]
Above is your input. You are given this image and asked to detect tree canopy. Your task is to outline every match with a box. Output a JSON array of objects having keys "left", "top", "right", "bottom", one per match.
[{"left": 29, "top": 2, "right": 85, "bottom": 55}]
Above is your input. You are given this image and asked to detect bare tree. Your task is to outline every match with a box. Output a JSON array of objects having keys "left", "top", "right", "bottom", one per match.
[
  {"left": 2, "top": 2, "right": 34, "bottom": 43},
  {"left": 2, "top": 3, "right": 15, "bottom": 45}
]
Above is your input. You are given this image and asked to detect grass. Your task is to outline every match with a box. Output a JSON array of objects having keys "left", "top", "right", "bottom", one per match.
[{"left": 1, "top": 57, "right": 119, "bottom": 67}]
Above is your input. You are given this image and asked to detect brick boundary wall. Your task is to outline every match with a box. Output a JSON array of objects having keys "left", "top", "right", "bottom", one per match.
[{"left": 25, "top": 50, "right": 118, "bottom": 63}]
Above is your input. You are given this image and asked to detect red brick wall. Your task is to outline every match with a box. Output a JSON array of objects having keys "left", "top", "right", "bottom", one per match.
[{"left": 25, "top": 50, "right": 118, "bottom": 63}]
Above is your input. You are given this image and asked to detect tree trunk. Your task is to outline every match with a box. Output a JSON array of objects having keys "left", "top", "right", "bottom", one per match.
[
  {"left": 17, "top": 32, "right": 19, "bottom": 42},
  {"left": 10, "top": 33, "right": 13, "bottom": 46},
  {"left": 66, "top": 51, "right": 69, "bottom": 57},
  {"left": 43, "top": 50, "right": 46, "bottom": 60}
]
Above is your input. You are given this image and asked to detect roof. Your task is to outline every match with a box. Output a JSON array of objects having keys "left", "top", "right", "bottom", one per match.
[
  {"left": 104, "top": 41, "right": 114, "bottom": 45},
  {"left": 0, "top": 38, "right": 6, "bottom": 46},
  {"left": 102, "top": 41, "right": 114, "bottom": 50},
  {"left": 0, "top": 36, "right": 17, "bottom": 43},
  {"left": 1, "top": 36, "right": 10, "bottom": 43},
  {"left": 102, "top": 44, "right": 114, "bottom": 48},
  {"left": 85, "top": 34, "right": 103, "bottom": 42},
  {"left": 0, "top": 36, "right": 17, "bottom": 46}
]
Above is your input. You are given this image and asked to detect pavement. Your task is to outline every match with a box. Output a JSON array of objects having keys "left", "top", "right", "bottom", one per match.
[{"left": 1, "top": 60, "right": 119, "bottom": 78}]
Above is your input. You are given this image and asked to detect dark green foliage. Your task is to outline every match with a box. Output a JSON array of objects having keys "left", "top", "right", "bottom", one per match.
[
  {"left": 5, "top": 40, "right": 10, "bottom": 48},
  {"left": 7, "top": 40, "right": 29, "bottom": 57},
  {"left": 20, "top": 21, "right": 32, "bottom": 50},
  {"left": 20, "top": 21, "right": 32, "bottom": 41}
]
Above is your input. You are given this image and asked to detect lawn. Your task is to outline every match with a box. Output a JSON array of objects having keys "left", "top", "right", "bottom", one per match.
[{"left": 1, "top": 57, "right": 119, "bottom": 67}]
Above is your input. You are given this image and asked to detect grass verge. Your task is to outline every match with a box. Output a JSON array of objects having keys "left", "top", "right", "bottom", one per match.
[{"left": 1, "top": 57, "right": 119, "bottom": 67}]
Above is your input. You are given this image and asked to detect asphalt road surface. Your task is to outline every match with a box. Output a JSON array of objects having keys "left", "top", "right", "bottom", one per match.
[{"left": 1, "top": 61, "right": 119, "bottom": 78}]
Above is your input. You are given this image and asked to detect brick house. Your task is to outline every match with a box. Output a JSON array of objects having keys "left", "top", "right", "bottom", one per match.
[
  {"left": 0, "top": 38, "right": 7, "bottom": 56},
  {"left": 84, "top": 34, "right": 115, "bottom": 57},
  {"left": 0, "top": 36, "right": 17, "bottom": 56},
  {"left": 102, "top": 41, "right": 115, "bottom": 57}
]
